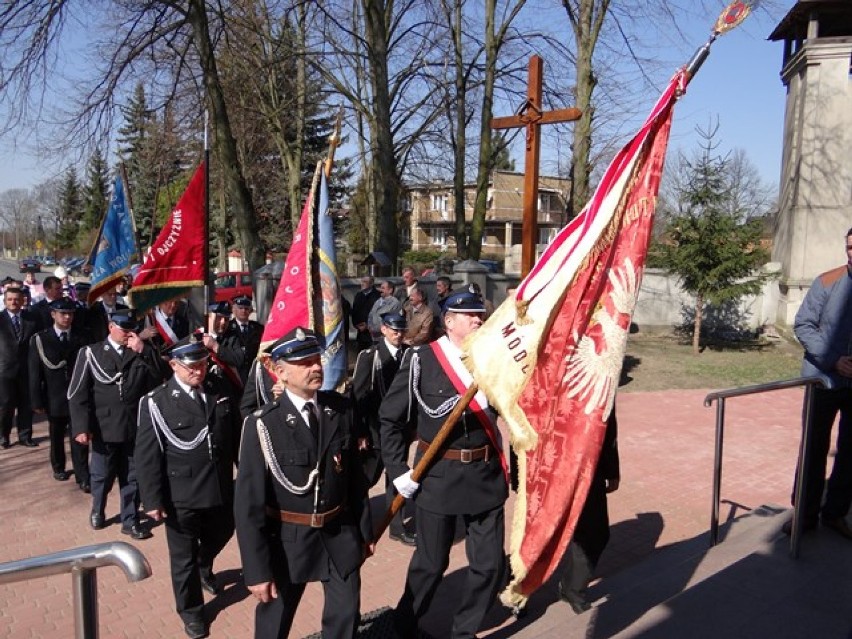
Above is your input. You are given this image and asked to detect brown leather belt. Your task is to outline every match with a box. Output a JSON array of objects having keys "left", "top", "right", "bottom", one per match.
[
  {"left": 265, "top": 505, "right": 342, "bottom": 528},
  {"left": 417, "top": 440, "right": 491, "bottom": 463}
]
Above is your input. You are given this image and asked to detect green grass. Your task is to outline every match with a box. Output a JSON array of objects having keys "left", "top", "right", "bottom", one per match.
[{"left": 619, "top": 331, "right": 804, "bottom": 393}]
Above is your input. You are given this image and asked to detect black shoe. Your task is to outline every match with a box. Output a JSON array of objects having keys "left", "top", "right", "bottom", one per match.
[
  {"left": 19, "top": 439, "right": 38, "bottom": 448},
  {"left": 822, "top": 516, "right": 852, "bottom": 540},
  {"left": 200, "top": 572, "right": 220, "bottom": 596},
  {"left": 53, "top": 471, "right": 69, "bottom": 481},
  {"left": 183, "top": 620, "right": 208, "bottom": 639},
  {"left": 781, "top": 518, "right": 817, "bottom": 536},
  {"left": 558, "top": 584, "right": 591, "bottom": 614},
  {"left": 121, "top": 523, "right": 152, "bottom": 540},
  {"left": 0, "top": 438, "right": 10, "bottom": 449},
  {"left": 79, "top": 482, "right": 91, "bottom": 494},
  {"left": 389, "top": 530, "right": 417, "bottom": 546},
  {"left": 90, "top": 512, "right": 105, "bottom": 530}
]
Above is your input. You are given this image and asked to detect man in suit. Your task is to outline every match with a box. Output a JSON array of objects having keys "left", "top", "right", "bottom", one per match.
[
  {"left": 235, "top": 327, "right": 373, "bottom": 639},
  {"left": 352, "top": 309, "right": 415, "bottom": 545},
  {"left": 351, "top": 275, "right": 380, "bottom": 352},
  {"left": 136, "top": 339, "right": 238, "bottom": 639},
  {"left": 150, "top": 299, "right": 191, "bottom": 355},
  {"left": 88, "top": 286, "right": 129, "bottom": 343},
  {"left": 221, "top": 295, "right": 263, "bottom": 386},
  {"left": 380, "top": 287, "right": 509, "bottom": 639},
  {"left": 28, "top": 299, "right": 91, "bottom": 488},
  {"left": 367, "top": 280, "right": 402, "bottom": 343},
  {"left": 29, "top": 275, "right": 64, "bottom": 331},
  {"left": 68, "top": 311, "right": 163, "bottom": 540},
  {"left": 0, "top": 287, "right": 39, "bottom": 448}
]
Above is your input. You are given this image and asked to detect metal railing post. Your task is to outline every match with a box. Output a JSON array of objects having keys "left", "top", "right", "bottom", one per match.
[
  {"left": 704, "top": 376, "right": 824, "bottom": 556},
  {"left": 710, "top": 397, "right": 726, "bottom": 546},
  {"left": 72, "top": 567, "right": 99, "bottom": 639},
  {"left": 0, "top": 542, "right": 150, "bottom": 638},
  {"left": 791, "top": 382, "right": 817, "bottom": 559}
]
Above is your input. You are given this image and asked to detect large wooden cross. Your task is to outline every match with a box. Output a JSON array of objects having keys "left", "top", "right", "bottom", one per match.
[{"left": 491, "top": 55, "right": 581, "bottom": 276}]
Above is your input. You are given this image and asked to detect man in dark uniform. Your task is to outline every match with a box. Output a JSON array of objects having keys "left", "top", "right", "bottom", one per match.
[
  {"left": 557, "top": 408, "right": 620, "bottom": 613},
  {"left": 28, "top": 275, "right": 64, "bottom": 331},
  {"left": 223, "top": 295, "right": 264, "bottom": 385},
  {"left": 28, "top": 299, "right": 91, "bottom": 488},
  {"left": 235, "top": 327, "right": 373, "bottom": 639},
  {"left": 68, "top": 311, "right": 162, "bottom": 540},
  {"left": 149, "top": 299, "right": 191, "bottom": 355},
  {"left": 380, "top": 287, "right": 509, "bottom": 639},
  {"left": 1, "top": 286, "right": 39, "bottom": 448},
  {"left": 352, "top": 309, "right": 415, "bottom": 545},
  {"left": 136, "top": 340, "right": 237, "bottom": 639},
  {"left": 351, "top": 275, "right": 380, "bottom": 352}
]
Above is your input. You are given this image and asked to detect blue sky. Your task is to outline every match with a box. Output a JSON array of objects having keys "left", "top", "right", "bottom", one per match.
[{"left": 0, "top": 3, "right": 789, "bottom": 193}]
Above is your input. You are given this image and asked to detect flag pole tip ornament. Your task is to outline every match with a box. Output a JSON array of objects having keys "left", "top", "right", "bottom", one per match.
[
  {"left": 167, "top": 339, "right": 210, "bottom": 365},
  {"left": 686, "top": 2, "right": 752, "bottom": 80},
  {"left": 381, "top": 310, "right": 408, "bottom": 331},
  {"left": 269, "top": 327, "right": 322, "bottom": 363}
]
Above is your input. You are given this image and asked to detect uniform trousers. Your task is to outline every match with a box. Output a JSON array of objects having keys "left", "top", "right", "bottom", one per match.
[
  {"left": 558, "top": 470, "right": 610, "bottom": 598},
  {"left": 255, "top": 543, "right": 361, "bottom": 639},
  {"left": 0, "top": 377, "right": 33, "bottom": 442},
  {"left": 794, "top": 388, "right": 852, "bottom": 523},
  {"left": 90, "top": 438, "right": 139, "bottom": 528},
  {"left": 396, "top": 504, "right": 505, "bottom": 639},
  {"left": 165, "top": 504, "right": 235, "bottom": 624},
  {"left": 47, "top": 416, "right": 90, "bottom": 482}
]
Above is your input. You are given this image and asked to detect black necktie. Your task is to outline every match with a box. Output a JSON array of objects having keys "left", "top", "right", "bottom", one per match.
[
  {"left": 241, "top": 324, "right": 248, "bottom": 336},
  {"left": 59, "top": 332, "right": 68, "bottom": 344},
  {"left": 304, "top": 401, "right": 319, "bottom": 445},
  {"left": 193, "top": 388, "right": 206, "bottom": 416},
  {"left": 166, "top": 317, "right": 173, "bottom": 329},
  {"left": 395, "top": 349, "right": 403, "bottom": 365},
  {"left": 11, "top": 315, "right": 21, "bottom": 341}
]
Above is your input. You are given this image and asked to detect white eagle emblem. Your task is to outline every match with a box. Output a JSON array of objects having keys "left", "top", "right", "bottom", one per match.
[{"left": 563, "top": 258, "right": 640, "bottom": 416}]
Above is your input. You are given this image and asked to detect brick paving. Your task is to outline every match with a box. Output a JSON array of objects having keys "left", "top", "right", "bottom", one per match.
[{"left": 0, "top": 387, "right": 818, "bottom": 637}]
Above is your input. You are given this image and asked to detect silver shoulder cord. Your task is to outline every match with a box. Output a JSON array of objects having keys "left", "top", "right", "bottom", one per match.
[
  {"left": 147, "top": 396, "right": 209, "bottom": 452},
  {"left": 35, "top": 334, "right": 66, "bottom": 370},
  {"left": 372, "top": 349, "right": 386, "bottom": 395},
  {"left": 411, "top": 351, "right": 459, "bottom": 419},
  {"left": 256, "top": 418, "right": 319, "bottom": 494},
  {"left": 67, "top": 346, "right": 123, "bottom": 400},
  {"left": 255, "top": 361, "right": 270, "bottom": 405}
]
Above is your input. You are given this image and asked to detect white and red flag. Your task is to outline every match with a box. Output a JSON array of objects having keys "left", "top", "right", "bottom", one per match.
[{"left": 464, "top": 68, "right": 687, "bottom": 607}]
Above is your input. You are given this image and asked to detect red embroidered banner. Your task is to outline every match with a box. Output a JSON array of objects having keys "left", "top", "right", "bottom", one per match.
[
  {"left": 129, "top": 162, "right": 206, "bottom": 314},
  {"left": 464, "top": 70, "right": 686, "bottom": 607}
]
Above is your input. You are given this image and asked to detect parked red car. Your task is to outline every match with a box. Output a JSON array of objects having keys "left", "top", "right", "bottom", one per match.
[{"left": 213, "top": 271, "right": 253, "bottom": 303}]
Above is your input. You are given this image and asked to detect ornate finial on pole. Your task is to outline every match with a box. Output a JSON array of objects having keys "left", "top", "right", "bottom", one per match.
[
  {"left": 685, "top": 1, "right": 752, "bottom": 82},
  {"left": 324, "top": 105, "right": 344, "bottom": 179}
]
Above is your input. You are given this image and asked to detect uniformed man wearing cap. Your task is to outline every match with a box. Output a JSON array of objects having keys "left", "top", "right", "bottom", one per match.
[
  {"left": 380, "top": 286, "right": 509, "bottom": 638},
  {"left": 28, "top": 299, "right": 91, "bottom": 488},
  {"left": 68, "top": 311, "right": 164, "bottom": 539},
  {"left": 235, "top": 327, "right": 373, "bottom": 639},
  {"left": 352, "top": 309, "right": 416, "bottom": 545},
  {"left": 136, "top": 339, "right": 238, "bottom": 639},
  {"left": 223, "top": 295, "right": 264, "bottom": 385}
]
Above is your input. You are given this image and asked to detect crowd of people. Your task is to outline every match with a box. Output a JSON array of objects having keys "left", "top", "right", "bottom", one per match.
[{"left": 2, "top": 266, "right": 621, "bottom": 639}]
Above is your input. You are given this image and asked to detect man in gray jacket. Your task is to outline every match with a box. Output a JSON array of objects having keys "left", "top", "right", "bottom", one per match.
[{"left": 790, "top": 227, "right": 852, "bottom": 539}]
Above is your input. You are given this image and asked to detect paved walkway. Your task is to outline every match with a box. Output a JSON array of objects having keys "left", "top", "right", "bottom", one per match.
[{"left": 0, "top": 387, "right": 845, "bottom": 638}]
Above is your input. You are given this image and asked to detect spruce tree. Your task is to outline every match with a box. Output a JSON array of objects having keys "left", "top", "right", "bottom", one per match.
[
  {"left": 82, "top": 147, "right": 110, "bottom": 236},
  {"left": 55, "top": 167, "right": 84, "bottom": 251},
  {"left": 655, "top": 127, "right": 770, "bottom": 354}
]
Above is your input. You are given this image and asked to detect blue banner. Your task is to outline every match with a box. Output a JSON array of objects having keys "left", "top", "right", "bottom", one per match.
[
  {"left": 315, "top": 171, "right": 346, "bottom": 391},
  {"left": 88, "top": 175, "right": 137, "bottom": 304}
]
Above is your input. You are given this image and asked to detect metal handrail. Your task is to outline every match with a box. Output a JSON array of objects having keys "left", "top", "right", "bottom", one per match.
[
  {"left": 0, "top": 542, "right": 151, "bottom": 639},
  {"left": 704, "top": 376, "right": 824, "bottom": 558}
]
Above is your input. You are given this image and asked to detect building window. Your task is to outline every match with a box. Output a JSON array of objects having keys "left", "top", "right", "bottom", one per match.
[
  {"left": 430, "top": 227, "right": 448, "bottom": 247},
  {"left": 400, "top": 226, "right": 411, "bottom": 247},
  {"left": 539, "top": 227, "right": 557, "bottom": 245},
  {"left": 430, "top": 193, "right": 448, "bottom": 212}
]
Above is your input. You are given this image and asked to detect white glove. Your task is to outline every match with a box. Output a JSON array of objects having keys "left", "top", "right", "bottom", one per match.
[{"left": 393, "top": 470, "right": 420, "bottom": 499}]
